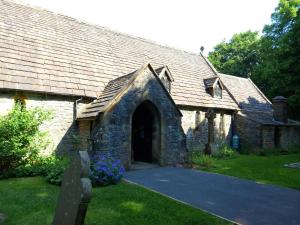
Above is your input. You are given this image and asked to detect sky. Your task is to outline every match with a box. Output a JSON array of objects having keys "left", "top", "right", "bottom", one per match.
[{"left": 17, "top": 0, "right": 279, "bottom": 55}]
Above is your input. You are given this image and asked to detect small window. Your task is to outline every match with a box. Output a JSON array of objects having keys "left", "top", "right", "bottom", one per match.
[
  {"left": 156, "top": 66, "right": 173, "bottom": 93},
  {"left": 214, "top": 83, "right": 222, "bottom": 98},
  {"left": 161, "top": 74, "right": 171, "bottom": 92},
  {"left": 204, "top": 77, "right": 223, "bottom": 98}
]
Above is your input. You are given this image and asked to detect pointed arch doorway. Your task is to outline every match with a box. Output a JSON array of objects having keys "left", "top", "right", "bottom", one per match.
[{"left": 131, "top": 101, "right": 161, "bottom": 164}]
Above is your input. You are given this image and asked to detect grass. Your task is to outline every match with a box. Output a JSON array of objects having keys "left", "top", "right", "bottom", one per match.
[
  {"left": 198, "top": 153, "right": 300, "bottom": 190},
  {"left": 0, "top": 177, "right": 232, "bottom": 225}
]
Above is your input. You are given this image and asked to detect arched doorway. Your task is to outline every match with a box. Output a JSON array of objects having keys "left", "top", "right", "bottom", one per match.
[{"left": 131, "top": 101, "right": 161, "bottom": 164}]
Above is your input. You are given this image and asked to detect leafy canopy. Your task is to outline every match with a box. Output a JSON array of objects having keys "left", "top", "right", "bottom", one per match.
[
  {"left": 208, "top": 30, "right": 261, "bottom": 78},
  {"left": 208, "top": 0, "right": 300, "bottom": 119}
]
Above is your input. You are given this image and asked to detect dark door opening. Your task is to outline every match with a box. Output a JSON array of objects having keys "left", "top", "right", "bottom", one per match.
[{"left": 132, "top": 103, "right": 153, "bottom": 162}]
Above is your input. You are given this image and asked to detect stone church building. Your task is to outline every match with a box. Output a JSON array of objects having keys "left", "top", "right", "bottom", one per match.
[{"left": 0, "top": 0, "right": 299, "bottom": 169}]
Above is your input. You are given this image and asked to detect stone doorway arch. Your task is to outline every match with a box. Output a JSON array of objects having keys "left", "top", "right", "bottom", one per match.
[{"left": 131, "top": 100, "right": 161, "bottom": 164}]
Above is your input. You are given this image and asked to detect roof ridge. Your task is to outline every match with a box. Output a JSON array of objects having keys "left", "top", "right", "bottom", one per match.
[
  {"left": 3, "top": 0, "right": 203, "bottom": 58},
  {"left": 247, "top": 78, "right": 272, "bottom": 104},
  {"left": 219, "top": 73, "right": 249, "bottom": 80}
]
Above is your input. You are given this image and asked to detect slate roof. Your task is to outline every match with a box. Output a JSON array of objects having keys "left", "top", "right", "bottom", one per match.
[
  {"left": 219, "top": 74, "right": 272, "bottom": 111},
  {"left": 0, "top": 0, "right": 238, "bottom": 110},
  {"left": 218, "top": 73, "right": 280, "bottom": 124},
  {"left": 238, "top": 110, "right": 282, "bottom": 125},
  {"left": 77, "top": 64, "right": 181, "bottom": 120}
]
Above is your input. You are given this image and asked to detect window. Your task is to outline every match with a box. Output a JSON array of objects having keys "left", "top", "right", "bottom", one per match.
[
  {"left": 214, "top": 83, "right": 222, "bottom": 98},
  {"left": 204, "top": 78, "right": 223, "bottom": 99},
  {"left": 156, "top": 66, "right": 174, "bottom": 93},
  {"left": 161, "top": 74, "right": 171, "bottom": 92}
]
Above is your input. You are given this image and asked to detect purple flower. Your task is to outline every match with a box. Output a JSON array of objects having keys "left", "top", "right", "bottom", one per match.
[{"left": 90, "top": 151, "right": 125, "bottom": 186}]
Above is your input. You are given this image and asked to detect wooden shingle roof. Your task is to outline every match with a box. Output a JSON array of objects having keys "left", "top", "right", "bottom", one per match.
[{"left": 0, "top": 0, "right": 238, "bottom": 110}]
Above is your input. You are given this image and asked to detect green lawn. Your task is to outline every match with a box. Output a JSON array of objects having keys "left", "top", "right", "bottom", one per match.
[
  {"left": 0, "top": 177, "right": 231, "bottom": 225},
  {"left": 200, "top": 153, "right": 300, "bottom": 190}
]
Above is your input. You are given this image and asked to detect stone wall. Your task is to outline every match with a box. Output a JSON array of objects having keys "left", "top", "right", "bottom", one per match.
[
  {"left": 0, "top": 90, "right": 86, "bottom": 155},
  {"left": 91, "top": 67, "right": 186, "bottom": 169},
  {"left": 262, "top": 126, "right": 275, "bottom": 148},
  {"left": 180, "top": 107, "right": 233, "bottom": 152},
  {"left": 235, "top": 113, "right": 262, "bottom": 148},
  {"left": 277, "top": 125, "right": 300, "bottom": 149}
]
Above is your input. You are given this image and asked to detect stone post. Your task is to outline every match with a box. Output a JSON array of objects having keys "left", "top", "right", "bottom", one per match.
[{"left": 205, "top": 109, "right": 216, "bottom": 155}]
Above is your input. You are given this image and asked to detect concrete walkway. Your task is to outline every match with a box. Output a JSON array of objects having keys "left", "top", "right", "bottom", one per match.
[{"left": 124, "top": 167, "right": 300, "bottom": 225}]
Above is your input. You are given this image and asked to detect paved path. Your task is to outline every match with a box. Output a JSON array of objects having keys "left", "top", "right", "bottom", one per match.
[{"left": 124, "top": 167, "right": 300, "bottom": 225}]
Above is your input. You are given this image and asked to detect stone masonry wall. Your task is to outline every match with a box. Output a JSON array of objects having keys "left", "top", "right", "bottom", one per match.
[
  {"left": 180, "top": 107, "right": 233, "bottom": 152},
  {"left": 91, "top": 67, "right": 186, "bottom": 169},
  {"left": 278, "top": 126, "right": 300, "bottom": 149},
  {"left": 262, "top": 126, "right": 275, "bottom": 149},
  {"left": 0, "top": 90, "right": 83, "bottom": 155},
  {"left": 235, "top": 113, "right": 262, "bottom": 148}
]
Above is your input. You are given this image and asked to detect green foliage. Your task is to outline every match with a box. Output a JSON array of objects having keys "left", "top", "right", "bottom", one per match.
[
  {"left": 208, "top": 30, "right": 261, "bottom": 77},
  {"left": 43, "top": 156, "right": 69, "bottom": 185},
  {"left": 0, "top": 104, "right": 52, "bottom": 174},
  {"left": 1, "top": 154, "right": 69, "bottom": 185},
  {"left": 208, "top": 0, "right": 300, "bottom": 119},
  {"left": 213, "top": 145, "right": 238, "bottom": 159},
  {"left": 191, "top": 152, "right": 215, "bottom": 169}
]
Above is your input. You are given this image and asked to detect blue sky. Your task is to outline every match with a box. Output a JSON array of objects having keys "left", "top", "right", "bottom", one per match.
[{"left": 19, "top": 0, "right": 279, "bottom": 55}]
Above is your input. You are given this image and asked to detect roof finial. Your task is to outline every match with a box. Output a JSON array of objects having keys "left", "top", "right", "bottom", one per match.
[{"left": 200, "top": 46, "right": 205, "bottom": 53}]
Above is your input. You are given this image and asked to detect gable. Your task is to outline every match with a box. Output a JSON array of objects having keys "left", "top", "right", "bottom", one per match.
[
  {"left": 0, "top": 0, "right": 237, "bottom": 110},
  {"left": 219, "top": 73, "right": 272, "bottom": 111},
  {"left": 77, "top": 63, "right": 181, "bottom": 120}
]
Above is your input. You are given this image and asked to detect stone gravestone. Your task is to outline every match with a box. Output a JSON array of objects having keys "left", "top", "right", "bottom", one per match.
[
  {"left": 205, "top": 109, "right": 216, "bottom": 155},
  {"left": 52, "top": 151, "right": 92, "bottom": 225}
]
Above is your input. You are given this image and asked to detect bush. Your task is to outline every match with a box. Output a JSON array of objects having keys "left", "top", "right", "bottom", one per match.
[
  {"left": 0, "top": 103, "right": 52, "bottom": 174},
  {"left": 44, "top": 156, "right": 69, "bottom": 185},
  {"left": 0, "top": 155, "right": 69, "bottom": 185},
  {"left": 90, "top": 151, "right": 125, "bottom": 186},
  {"left": 213, "top": 145, "right": 237, "bottom": 159},
  {"left": 191, "top": 152, "right": 215, "bottom": 169}
]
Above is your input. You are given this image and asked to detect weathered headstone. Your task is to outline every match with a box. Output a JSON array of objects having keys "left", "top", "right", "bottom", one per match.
[
  {"left": 52, "top": 151, "right": 92, "bottom": 225},
  {"left": 205, "top": 109, "right": 216, "bottom": 155}
]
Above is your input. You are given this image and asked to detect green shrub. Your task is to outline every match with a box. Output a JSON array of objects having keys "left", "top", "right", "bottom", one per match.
[
  {"left": 44, "top": 156, "right": 69, "bottom": 185},
  {"left": 1, "top": 155, "right": 69, "bottom": 185},
  {"left": 0, "top": 103, "right": 52, "bottom": 174},
  {"left": 213, "top": 145, "right": 238, "bottom": 159},
  {"left": 191, "top": 152, "right": 215, "bottom": 169}
]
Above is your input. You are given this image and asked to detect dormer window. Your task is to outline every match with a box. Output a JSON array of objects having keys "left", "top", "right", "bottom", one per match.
[
  {"left": 155, "top": 65, "right": 174, "bottom": 93},
  {"left": 161, "top": 75, "right": 171, "bottom": 92},
  {"left": 214, "top": 83, "right": 222, "bottom": 98},
  {"left": 204, "top": 77, "right": 223, "bottom": 98}
]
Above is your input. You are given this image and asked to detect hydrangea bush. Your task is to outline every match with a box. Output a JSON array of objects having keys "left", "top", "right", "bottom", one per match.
[{"left": 90, "top": 151, "right": 125, "bottom": 186}]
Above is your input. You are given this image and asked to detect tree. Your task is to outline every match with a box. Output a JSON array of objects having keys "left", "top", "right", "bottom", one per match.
[
  {"left": 208, "top": 0, "right": 300, "bottom": 119},
  {"left": 256, "top": 0, "right": 300, "bottom": 119},
  {"left": 208, "top": 30, "right": 261, "bottom": 77}
]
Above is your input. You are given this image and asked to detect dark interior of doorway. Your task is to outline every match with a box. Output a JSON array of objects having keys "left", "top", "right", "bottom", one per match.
[{"left": 132, "top": 103, "right": 153, "bottom": 163}]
